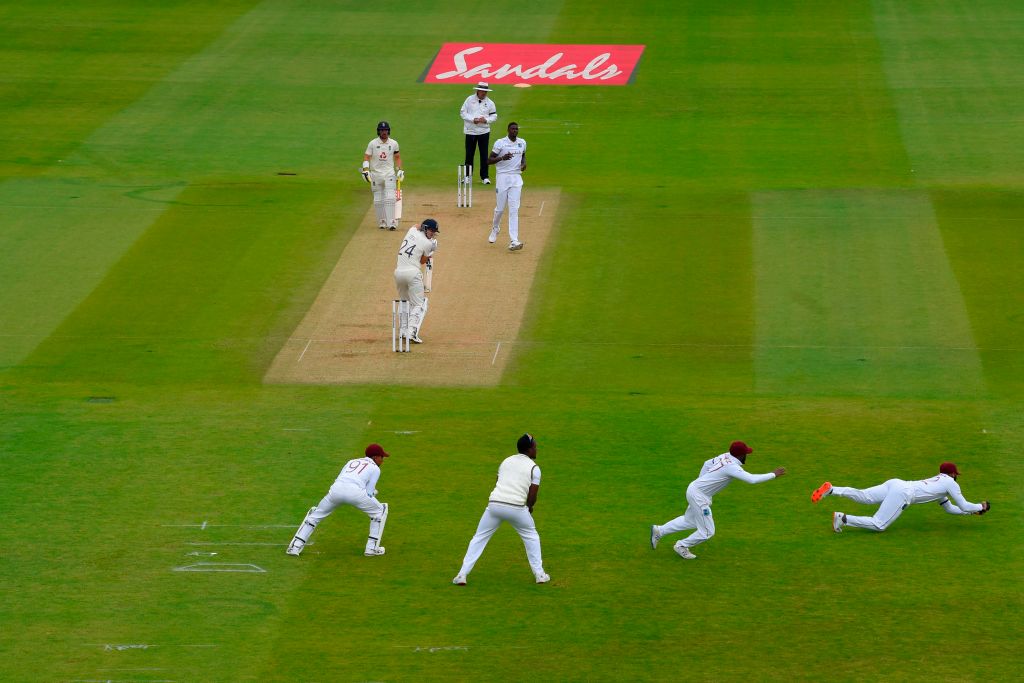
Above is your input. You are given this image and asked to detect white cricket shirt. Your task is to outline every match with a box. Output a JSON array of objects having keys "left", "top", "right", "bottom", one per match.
[
  {"left": 904, "top": 473, "right": 983, "bottom": 511},
  {"left": 689, "top": 453, "right": 775, "bottom": 498},
  {"left": 333, "top": 457, "right": 381, "bottom": 495},
  {"left": 491, "top": 136, "right": 526, "bottom": 175},
  {"left": 395, "top": 227, "right": 437, "bottom": 271},
  {"left": 365, "top": 136, "right": 399, "bottom": 175},
  {"left": 489, "top": 453, "right": 541, "bottom": 506}
]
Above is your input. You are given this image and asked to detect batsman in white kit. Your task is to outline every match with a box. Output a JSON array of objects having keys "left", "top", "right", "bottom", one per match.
[
  {"left": 453, "top": 434, "right": 550, "bottom": 585},
  {"left": 487, "top": 122, "right": 527, "bottom": 250},
  {"left": 812, "top": 461, "right": 990, "bottom": 533},
  {"left": 393, "top": 218, "right": 439, "bottom": 344},
  {"left": 286, "top": 444, "right": 391, "bottom": 557},
  {"left": 362, "top": 120, "right": 403, "bottom": 230},
  {"left": 650, "top": 441, "right": 786, "bottom": 559}
]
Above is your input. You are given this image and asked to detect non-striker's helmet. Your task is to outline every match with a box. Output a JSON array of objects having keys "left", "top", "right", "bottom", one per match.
[{"left": 377, "top": 120, "right": 391, "bottom": 132}]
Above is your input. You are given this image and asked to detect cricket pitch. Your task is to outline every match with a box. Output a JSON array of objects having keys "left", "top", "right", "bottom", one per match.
[{"left": 265, "top": 188, "right": 561, "bottom": 386}]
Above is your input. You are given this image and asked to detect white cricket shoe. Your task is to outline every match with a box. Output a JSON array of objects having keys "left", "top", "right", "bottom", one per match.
[
  {"left": 535, "top": 572, "right": 551, "bottom": 584},
  {"left": 408, "top": 330, "right": 423, "bottom": 343},
  {"left": 452, "top": 574, "right": 467, "bottom": 586},
  {"left": 509, "top": 241, "right": 524, "bottom": 251},
  {"left": 488, "top": 227, "right": 499, "bottom": 243},
  {"left": 673, "top": 542, "right": 697, "bottom": 560},
  {"left": 833, "top": 511, "right": 845, "bottom": 533},
  {"left": 285, "top": 546, "right": 301, "bottom": 557},
  {"left": 482, "top": 178, "right": 491, "bottom": 184},
  {"left": 364, "top": 547, "right": 386, "bottom": 556},
  {"left": 650, "top": 525, "right": 661, "bottom": 550}
]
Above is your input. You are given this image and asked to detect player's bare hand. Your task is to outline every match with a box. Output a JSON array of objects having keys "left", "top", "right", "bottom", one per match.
[
  {"left": 773, "top": 467, "right": 787, "bottom": 477},
  {"left": 503, "top": 152, "right": 513, "bottom": 160},
  {"left": 978, "top": 500, "right": 990, "bottom": 514}
]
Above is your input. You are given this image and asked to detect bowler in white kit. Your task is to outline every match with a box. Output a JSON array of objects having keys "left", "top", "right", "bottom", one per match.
[
  {"left": 487, "top": 122, "right": 527, "bottom": 250},
  {"left": 286, "top": 443, "right": 391, "bottom": 557},
  {"left": 453, "top": 433, "right": 550, "bottom": 585},
  {"left": 812, "top": 461, "right": 990, "bottom": 532},
  {"left": 650, "top": 441, "right": 786, "bottom": 559}
]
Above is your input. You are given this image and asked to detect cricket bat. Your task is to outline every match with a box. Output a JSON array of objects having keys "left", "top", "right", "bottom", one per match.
[
  {"left": 424, "top": 255, "right": 433, "bottom": 292},
  {"left": 395, "top": 179, "right": 403, "bottom": 220}
]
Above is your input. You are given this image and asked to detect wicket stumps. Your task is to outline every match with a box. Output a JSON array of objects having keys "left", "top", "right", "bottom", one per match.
[
  {"left": 391, "top": 299, "right": 410, "bottom": 353},
  {"left": 457, "top": 164, "right": 473, "bottom": 207}
]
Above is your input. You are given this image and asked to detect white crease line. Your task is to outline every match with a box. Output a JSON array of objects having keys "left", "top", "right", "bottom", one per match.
[
  {"left": 491, "top": 342, "right": 502, "bottom": 366},
  {"left": 297, "top": 339, "right": 313, "bottom": 363},
  {"left": 538, "top": 201, "right": 545, "bottom": 216},
  {"left": 200, "top": 520, "right": 207, "bottom": 531},
  {"left": 185, "top": 542, "right": 285, "bottom": 546},
  {"left": 161, "top": 528, "right": 292, "bottom": 532}
]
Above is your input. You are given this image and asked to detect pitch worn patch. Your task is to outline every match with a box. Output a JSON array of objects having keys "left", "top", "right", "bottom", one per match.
[{"left": 265, "top": 188, "right": 561, "bottom": 386}]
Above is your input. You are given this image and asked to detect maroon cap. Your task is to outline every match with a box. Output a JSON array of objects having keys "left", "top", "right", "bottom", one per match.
[
  {"left": 729, "top": 441, "right": 753, "bottom": 457},
  {"left": 939, "top": 462, "right": 960, "bottom": 477},
  {"left": 365, "top": 443, "right": 390, "bottom": 458}
]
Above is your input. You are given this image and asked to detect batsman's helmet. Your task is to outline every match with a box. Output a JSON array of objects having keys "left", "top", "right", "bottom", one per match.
[
  {"left": 421, "top": 218, "right": 439, "bottom": 233},
  {"left": 377, "top": 120, "right": 391, "bottom": 132}
]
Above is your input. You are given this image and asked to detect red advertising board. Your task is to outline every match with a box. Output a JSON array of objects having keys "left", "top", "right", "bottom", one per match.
[{"left": 422, "top": 43, "right": 645, "bottom": 86}]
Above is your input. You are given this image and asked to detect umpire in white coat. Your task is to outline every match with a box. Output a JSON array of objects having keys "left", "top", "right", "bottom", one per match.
[
  {"left": 460, "top": 81, "right": 498, "bottom": 184},
  {"left": 453, "top": 433, "right": 551, "bottom": 586}
]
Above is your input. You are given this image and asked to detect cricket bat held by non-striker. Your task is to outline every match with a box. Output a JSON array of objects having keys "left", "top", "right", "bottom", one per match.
[{"left": 395, "top": 179, "right": 403, "bottom": 220}]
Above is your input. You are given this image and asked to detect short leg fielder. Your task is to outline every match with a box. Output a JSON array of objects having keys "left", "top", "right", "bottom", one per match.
[
  {"left": 656, "top": 487, "right": 715, "bottom": 549},
  {"left": 457, "top": 503, "right": 544, "bottom": 578},
  {"left": 832, "top": 479, "right": 910, "bottom": 531},
  {"left": 492, "top": 174, "right": 523, "bottom": 245},
  {"left": 393, "top": 267, "right": 429, "bottom": 339}
]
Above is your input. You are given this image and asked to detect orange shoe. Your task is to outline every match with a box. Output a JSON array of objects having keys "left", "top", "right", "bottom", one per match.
[{"left": 811, "top": 481, "right": 832, "bottom": 503}]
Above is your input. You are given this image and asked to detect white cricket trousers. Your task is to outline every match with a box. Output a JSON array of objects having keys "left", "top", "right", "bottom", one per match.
[
  {"left": 492, "top": 173, "right": 524, "bottom": 243},
  {"left": 832, "top": 479, "right": 912, "bottom": 531},
  {"left": 658, "top": 485, "right": 715, "bottom": 548},
  {"left": 370, "top": 172, "right": 397, "bottom": 226},
  {"left": 394, "top": 267, "right": 428, "bottom": 333},
  {"left": 458, "top": 502, "right": 545, "bottom": 577},
  {"left": 289, "top": 483, "right": 388, "bottom": 554}
]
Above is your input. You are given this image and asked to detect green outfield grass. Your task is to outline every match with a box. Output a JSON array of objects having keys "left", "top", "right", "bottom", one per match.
[{"left": 1, "top": 1, "right": 1021, "bottom": 681}]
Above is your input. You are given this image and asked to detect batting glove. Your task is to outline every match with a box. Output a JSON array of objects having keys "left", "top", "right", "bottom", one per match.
[{"left": 396, "top": 169, "right": 404, "bottom": 181}]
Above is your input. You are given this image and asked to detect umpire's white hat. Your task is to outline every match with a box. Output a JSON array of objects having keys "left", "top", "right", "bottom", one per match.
[{"left": 473, "top": 81, "right": 493, "bottom": 91}]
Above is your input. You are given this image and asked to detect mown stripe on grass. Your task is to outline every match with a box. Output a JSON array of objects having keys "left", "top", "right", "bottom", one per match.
[
  {"left": 753, "top": 189, "right": 984, "bottom": 398},
  {"left": 872, "top": 0, "right": 1024, "bottom": 185}
]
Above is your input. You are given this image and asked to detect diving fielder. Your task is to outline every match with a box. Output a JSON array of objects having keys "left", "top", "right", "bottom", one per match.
[
  {"left": 362, "top": 121, "right": 403, "bottom": 230},
  {"left": 286, "top": 444, "right": 390, "bottom": 557},
  {"left": 394, "top": 219, "right": 439, "bottom": 343},
  {"left": 487, "top": 122, "right": 527, "bottom": 250},
  {"left": 812, "top": 462, "right": 990, "bottom": 533}
]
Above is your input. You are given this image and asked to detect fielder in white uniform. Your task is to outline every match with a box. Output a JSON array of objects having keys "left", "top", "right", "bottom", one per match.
[
  {"left": 362, "top": 121, "right": 403, "bottom": 230},
  {"left": 393, "top": 218, "right": 439, "bottom": 343},
  {"left": 453, "top": 433, "right": 550, "bottom": 586},
  {"left": 286, "top": 443, "right": 391, "bottom": 557},
  {"left": 487, "top": 122, "right": 527, "bottom": 250},
  {"left": 812, "top": 461, "right": 990, "bottom": 533},
  {"left": 650, "top": 441, "right": 786, "bottom": 559}
]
